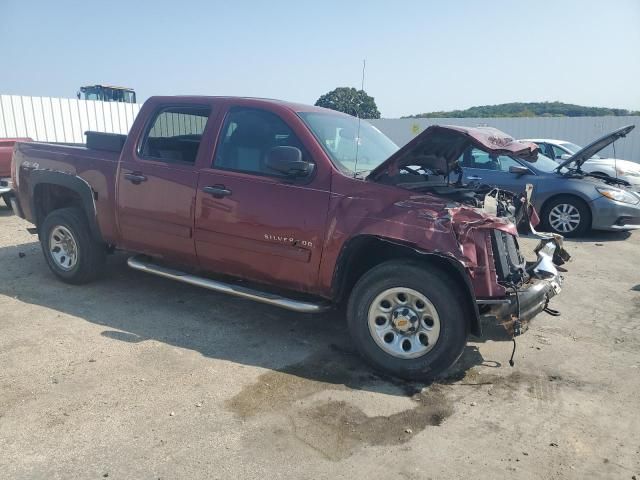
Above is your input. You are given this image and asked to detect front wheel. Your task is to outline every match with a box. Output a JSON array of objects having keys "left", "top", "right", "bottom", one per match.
[
  {"left": 541, "top": 195, "right": 591, "bottom": 237},
  {"left": 347, "top": 260, "right": 468, "bottom": 381},
  {"left": 40, "top": 207, "right": 106, "bottom": 284}
]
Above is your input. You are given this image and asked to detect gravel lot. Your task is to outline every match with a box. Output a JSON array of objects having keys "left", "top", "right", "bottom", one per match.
[{"left": 1, "top": 206, "right": 639, "bottom": 479}]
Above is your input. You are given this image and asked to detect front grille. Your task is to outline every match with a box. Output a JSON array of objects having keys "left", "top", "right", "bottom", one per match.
[{"left": 491, "top": 230, "right": 526, "bottom": 284}]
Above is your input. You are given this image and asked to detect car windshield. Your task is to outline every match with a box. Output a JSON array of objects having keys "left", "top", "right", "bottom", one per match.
[
  {"left": 532, "top": 152, "right": 569, "bottom": 173},
  {"left": 560, "top": 141, "right": 600, "bottom": 159},
  {"left": 298, "top": 112, "right": 399, "bottom": 175}
]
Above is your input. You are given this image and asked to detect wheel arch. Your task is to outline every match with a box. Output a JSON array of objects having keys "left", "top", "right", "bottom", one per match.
[
  {"left": 29, "top": 171, "right": 103, "bottom": 242},
  {"left": 332, "top": 234, "right": 481, "bottom": 336}
]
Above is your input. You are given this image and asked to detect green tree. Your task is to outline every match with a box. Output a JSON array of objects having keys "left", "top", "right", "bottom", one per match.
[
  {"left": 315, "top": 87, "right": 381, "bottom": 119},
  {"left": 403, "top": 102, "right": 636, "bottom": 118}
]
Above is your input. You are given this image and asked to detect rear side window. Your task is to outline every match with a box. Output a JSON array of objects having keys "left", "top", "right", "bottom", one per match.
[
  {"left": 139, "top": 106, "right": 211, "bottom": 164},
  {"left": 214, "top": 107, "right": 308, "bottom": 176}
]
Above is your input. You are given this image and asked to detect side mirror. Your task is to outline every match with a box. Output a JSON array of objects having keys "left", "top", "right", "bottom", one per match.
[
  {"left": 560, "top": 153, "right": 571, "bottom": 160},
  {"left": 265, "top": 146, "right": 313, "bottom": 177},
  {"left": 509, "top": 165, "right": 531, "bottom": 176}
]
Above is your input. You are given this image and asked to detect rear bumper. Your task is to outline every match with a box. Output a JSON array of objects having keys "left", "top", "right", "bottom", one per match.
[
  {"left": 590, "top": 195, "right": 640, "bottom": 231},
  {"left": 9, "top": 194, "right": 23, "bottom": 217},
  {"left": 479, "top": 273, "right": 563, "bottom": 336},
  {"left": 0, "top": 177, "right": 11, "bottom": 195}
]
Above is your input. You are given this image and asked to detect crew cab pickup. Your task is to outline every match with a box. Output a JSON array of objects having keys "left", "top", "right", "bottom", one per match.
[{"left": 10, "top": 96, "right": 566, "bottom": 380}]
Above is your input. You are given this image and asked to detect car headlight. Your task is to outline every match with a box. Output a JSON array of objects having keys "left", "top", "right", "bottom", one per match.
[
  {"left": 620, "top": 169, "right": 640, "bottom": 177},
  {"left": 596, "top": 187, "right": 640, "bottom": 205}
]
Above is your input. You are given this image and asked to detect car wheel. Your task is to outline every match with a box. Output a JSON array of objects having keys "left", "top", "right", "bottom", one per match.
[
  {"left": 40, "top": 207, "right": 106, "bottom": 284},
  {"left": 542, "top": 195, "right": 591, "bottom": 237},
  {"left": 1, "top": 194, "right": 11, "bottom": 209},
  {"left": 347, "top": 260, "right": 468, "bottom": 381}
]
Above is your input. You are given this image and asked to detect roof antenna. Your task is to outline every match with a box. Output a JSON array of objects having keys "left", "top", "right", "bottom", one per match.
[{"left": 353, "top": 59, "right": 366, "bottom": 178}]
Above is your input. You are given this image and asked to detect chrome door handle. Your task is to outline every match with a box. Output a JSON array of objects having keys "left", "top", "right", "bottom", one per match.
[
  {"left": 124, "top": 172, "right": 147, "bottom": 185},
  {"left": 203, "top": 185, "right": 232, "bottom": 198},
  {"left": 466, "top": 175, "right": 482, "bottom": 181}
]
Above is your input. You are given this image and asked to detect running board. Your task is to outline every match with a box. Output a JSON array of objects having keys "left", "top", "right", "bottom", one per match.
[{"left": 127, "top": 256, "right": 330, "bottom": 314}]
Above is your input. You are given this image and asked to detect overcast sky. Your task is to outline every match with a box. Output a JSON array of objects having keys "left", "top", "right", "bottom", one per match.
[{"left": 1, "top": 0, "right": 639, "bottom": 118}]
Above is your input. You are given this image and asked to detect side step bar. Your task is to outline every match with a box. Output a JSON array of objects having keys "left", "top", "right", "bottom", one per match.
[{"left": 127, "top": 255, "right": 331, "bottom": 314}]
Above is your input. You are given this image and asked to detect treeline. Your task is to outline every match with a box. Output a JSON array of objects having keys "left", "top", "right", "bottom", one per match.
[{"left": 404, "top": 102, "right": 640, "bottom": 118}]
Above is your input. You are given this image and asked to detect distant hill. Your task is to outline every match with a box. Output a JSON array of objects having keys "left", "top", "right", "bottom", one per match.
[{"left": 403, "top": 102, "right": 640, "bottom": 118}]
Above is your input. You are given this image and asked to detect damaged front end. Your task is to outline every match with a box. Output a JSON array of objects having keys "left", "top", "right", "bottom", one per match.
[
  {"left": 481, "top": 232, "right": 568, "bottom": 337},
  {"left": 367, "top": 124, "right": 570, "bottom": 338}
]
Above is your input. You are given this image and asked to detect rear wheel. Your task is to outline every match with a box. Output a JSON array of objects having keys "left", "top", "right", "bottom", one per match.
[
  {"left": 347, "top": 260, "right": 468, "bottom": 381},
  {"left": 542, "top": 195, "right": 591, "bottom": 237},
  {"left": 40, "top": 207, "right": 106, "bottom": 284}
]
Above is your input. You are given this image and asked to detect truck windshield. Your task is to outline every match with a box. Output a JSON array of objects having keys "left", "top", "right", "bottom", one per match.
[{"left": 298, "top": 112, "right": 398, "bottom": 175}]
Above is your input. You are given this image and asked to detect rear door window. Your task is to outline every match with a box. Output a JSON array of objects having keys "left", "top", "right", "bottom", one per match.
[{"left": 139, "top": 106, "right": 211, "bottom": 164}]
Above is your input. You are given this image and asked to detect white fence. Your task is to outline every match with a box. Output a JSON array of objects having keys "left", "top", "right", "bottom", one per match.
[
  {"left": 1, "top": 94, "right": 638, "bottom": 162},
  {"left": 370, "top": 116, "right": 640, "bottom": 162},
  {"left": 0, "top": 95, "right": 141, "bottom": 143}
]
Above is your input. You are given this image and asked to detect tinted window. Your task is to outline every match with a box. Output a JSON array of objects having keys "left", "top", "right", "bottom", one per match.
[
  {"left": 214, "top": 108, "right": 307, "bottom": 177},
  {"left": 550, "top": 144, "right": 568, "bottom": 159},
  {"left": 140, "top": 106, "right": 210, "bottom": 164},
  {"left": 460, "top": 148, "right": 523, "bottom": 172}
]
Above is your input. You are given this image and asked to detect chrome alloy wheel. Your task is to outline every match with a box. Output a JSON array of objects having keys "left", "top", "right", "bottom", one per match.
[
  {"left": 549, "top": 203, "right": 581, "bottom": 233},
  {"left": 49, "top": 225, "right": 79, "bottom": 271},
  {"left": 367, "top": 287, "right": 441, "bottom": 359}
]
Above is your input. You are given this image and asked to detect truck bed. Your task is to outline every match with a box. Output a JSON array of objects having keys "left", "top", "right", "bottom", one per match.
[{"left": 12, "top": 141, "right": 120, "bottom": 243}]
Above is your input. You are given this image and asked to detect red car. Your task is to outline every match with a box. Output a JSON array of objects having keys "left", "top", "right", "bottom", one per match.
[
  {"left": 0, "top": 138, "right": 31, "bottom": 207},
  {"left": 10, "top": 96, "right": 565, "bottom": 380}
]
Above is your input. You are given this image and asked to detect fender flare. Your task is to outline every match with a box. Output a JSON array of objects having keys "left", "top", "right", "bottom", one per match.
[
  {"left": 332, "top": 234, "right": 481, "bottom": 337},
  {"left": 29, "top": 170, "right": 103, "bottom": 242}
]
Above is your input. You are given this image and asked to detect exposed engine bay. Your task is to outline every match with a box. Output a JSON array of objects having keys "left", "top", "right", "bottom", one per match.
[{"left": 377, "top": 163, "right": 535, "bottom": 230}]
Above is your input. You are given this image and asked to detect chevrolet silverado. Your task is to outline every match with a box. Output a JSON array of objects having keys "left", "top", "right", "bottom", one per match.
[{"left": 10, "top": 96, "right": 565, "bottom": 380}]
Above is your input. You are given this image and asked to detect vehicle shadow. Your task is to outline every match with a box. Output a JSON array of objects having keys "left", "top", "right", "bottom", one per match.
[
  {"left": 566, "top": 230, "right": 632, "bottom": 243},
  {"left": 0, "top": 243, "right": 500, "bottom": 397}
]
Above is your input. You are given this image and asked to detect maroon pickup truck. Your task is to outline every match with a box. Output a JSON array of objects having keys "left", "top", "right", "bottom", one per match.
[{"left": 10, "top": 96, "right": 565, "bottom": 380}]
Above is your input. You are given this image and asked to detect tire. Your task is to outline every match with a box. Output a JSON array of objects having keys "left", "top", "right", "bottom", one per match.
[
  {"left": 40, "top": 207, "right": 106, "bottom": 284},
  {"left": 1, "top": 194, "right": 10, "bottom": 209},
  {"left": 347, "top": 260, "right": 468, "bottom": 381},
  {"left": 541, "top": 195, "right": 591, "bottom": 237}
]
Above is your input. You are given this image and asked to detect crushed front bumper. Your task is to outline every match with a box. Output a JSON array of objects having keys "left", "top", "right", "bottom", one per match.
[
  {"left": 480, "top": 273, "right": 563, "bottom": 336},
  {"left": 478, "top": 236, "right": 567, "bottom": 337}
]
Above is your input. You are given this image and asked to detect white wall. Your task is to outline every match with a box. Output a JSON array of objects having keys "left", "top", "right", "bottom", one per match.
[
  {"left": 0, "top": 95, "right": 141, "bottom": 143},
  {"left": 2, "top": 94, "right": 638, "bottom": 162},
  {"left": 369, "top": 116, "right": 640, "bottom": 162}
]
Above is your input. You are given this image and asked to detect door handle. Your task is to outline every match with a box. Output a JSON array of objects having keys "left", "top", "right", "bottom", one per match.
[
  {"left": 124, "top": 172, "right": 147, "bottom": 185},
  {"left": 203, "top": 185, "right": 232, "bottom": 198},
  {"left": 466, "top": 175, "right": 482, "bottom": 181}
]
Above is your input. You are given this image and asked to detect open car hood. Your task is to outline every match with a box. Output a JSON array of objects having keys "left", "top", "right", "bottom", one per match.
[
  {"left": 556, "top": 124, "right": 635, "bottom": 170},
  {"left": 367, "top": 125, "right": 539, "bottom": 181}
]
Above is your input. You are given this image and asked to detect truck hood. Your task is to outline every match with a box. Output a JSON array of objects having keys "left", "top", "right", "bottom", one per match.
[
  {"left": 367, "top": 125, "right": 539, "bottom": 181},
  {"left": 556, "top": 124, "right": 635, "bottom": 171}
]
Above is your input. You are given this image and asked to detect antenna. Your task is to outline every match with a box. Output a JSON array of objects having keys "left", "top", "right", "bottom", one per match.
[
  {"left": 613, "top": 141, "right": 618, "bottom": 181},
  {"left": 353, "top": 59, "right": 366, "bottom": 178}
]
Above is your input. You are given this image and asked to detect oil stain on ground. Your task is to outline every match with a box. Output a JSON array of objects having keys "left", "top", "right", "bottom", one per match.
[
  {"left": 228, "top": 344, "right": 589, "bottom": 460},
  {"left": 228, "top": 345, "right": 454, "bottom": 460}
]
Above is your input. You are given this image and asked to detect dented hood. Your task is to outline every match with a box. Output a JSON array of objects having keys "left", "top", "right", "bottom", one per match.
[{"left": 367, "top": 125, "right": 539, "bottom": 181}]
